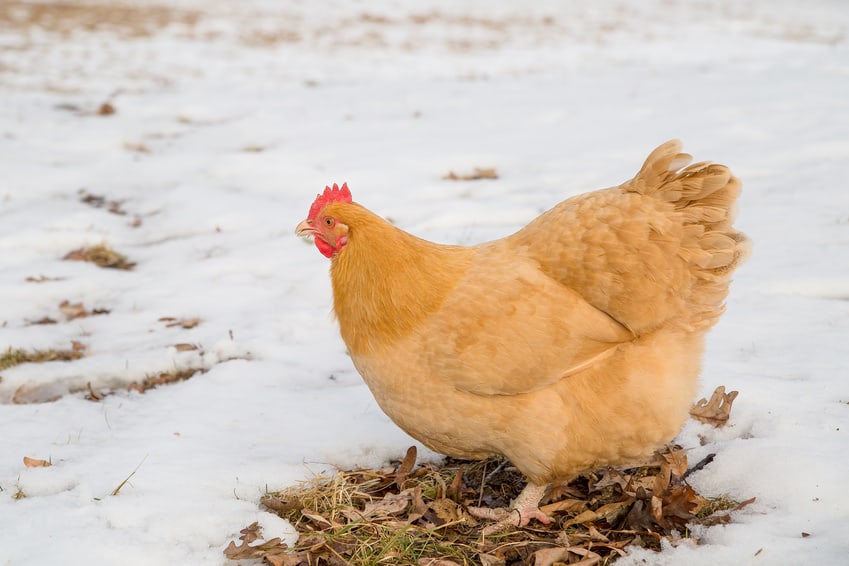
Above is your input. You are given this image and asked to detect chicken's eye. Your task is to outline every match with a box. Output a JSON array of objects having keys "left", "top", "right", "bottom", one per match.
[{"left": 325, "top": 217, "right": 334, "bottom": 227}]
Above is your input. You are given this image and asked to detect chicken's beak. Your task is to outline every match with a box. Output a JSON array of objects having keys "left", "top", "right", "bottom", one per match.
[{"left": 295, "top": 219, "right": 316, "bottom": 239}]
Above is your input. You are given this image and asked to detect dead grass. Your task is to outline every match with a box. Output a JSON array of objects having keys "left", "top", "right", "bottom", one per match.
[
  {"left": 228, "top": 446, "right": 753, "bottom": 565},
  {"left": 0, "top": 1, "right": 200, "bottom": 38},
  {"left": 127, "top": 368, "right": 206, "bottom": 394},
  {"left": 63, "top": 244, "right": 135, "bottom": 270},
  {"left": 0, "top": 347, "right": 83, "bottom": 371}
]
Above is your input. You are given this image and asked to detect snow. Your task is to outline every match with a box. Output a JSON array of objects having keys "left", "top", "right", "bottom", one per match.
[{"left": 1, "top": 0, "right": 848, "bottom": 564}]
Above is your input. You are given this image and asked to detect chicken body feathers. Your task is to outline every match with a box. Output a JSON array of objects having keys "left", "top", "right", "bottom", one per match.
[
  {"left": 510, "top": 139, "right": 749, "bottom": 335},
  {"left": 319, "top": 140, "right": 748, "bottom": 485}
]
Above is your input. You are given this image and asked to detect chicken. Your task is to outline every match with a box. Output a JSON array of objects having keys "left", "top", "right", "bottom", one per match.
[{"left": 295, "top": 140, "right": 749, "bottom": 529}]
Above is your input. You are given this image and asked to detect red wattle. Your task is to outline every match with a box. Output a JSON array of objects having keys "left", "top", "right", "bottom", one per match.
[{"left": 315, "top": 238, "right": 335, "bottom": 258}]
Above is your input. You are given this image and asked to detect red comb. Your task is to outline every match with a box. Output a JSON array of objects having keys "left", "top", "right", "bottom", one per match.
[{"left": 308, "top": 182, "right": 352, "bottom": 220}]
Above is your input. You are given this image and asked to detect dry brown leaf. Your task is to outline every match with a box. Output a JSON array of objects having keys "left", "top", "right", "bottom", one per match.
[
  {"left": 86, "top": 382, "right": 103, "bottom": 401},
  {"left": 59, "top": 301, "right": 89, "bottom": 319},
  {"left": 301, "top": 508, "right": 334, "bottom": 528},
  {"left": 532, "top": 546, "right": 602, "bottom": 566},
  {"left": 79, "top": 189, "right": 125, "bottom": 214},
  {"left": 623, "top": 497, "right": 658, "bottom": 532},
  {"left": 690, "top": 386, "right": 738, "bottom": 427},
  {"left": 261, "top": 494, "right": 303, "bottom": 515},
  {"left": 23, "top": 456, "right": 51, "bottom": 468},
  {"left": 267, "top": 552, "right": 309, "bottom": 566},
  {"left": 223, "top": 522, "right": 290, "bottom": 562},
  {"left": 597, "top": 499, "right": 634, "bottom": 524},
  {"left": 97, "top": 102, "right": 116, "bottom": 116},
  {"left": 124, "top": 141, "right": 151, "bottom": 153},
  {"left": 651, "top": 495, "right": 664, "bottom": 522},
  {"left": 567, "top": 546, "right": 603, "bottom": 566},
  {"left": 63, "top": 244, "right": 134, "bottom": 270},
  {"left": 395, "top": 445, "right": 417, "bottom": 489},
  {"left": 563, "top": 508, "right": 602, "bottom": 527},
  {"left": 163, "top": 317, "right": 201, "bottom": 329},
  {"left": 26, "top": 275, "right": 63, "bottom": 283},
  {"left": 407, "top": 486, "right": 429, "bottom": 523},
  {"left": 478, "top": 553, "right": 505, "bottom": 566},
  {"left": 418, "top": 560, "right": 461, "bottom": 566},
  {"left": 443, "top": 167, "right": 498, "bottom": 181},
  {"left": 587, "top": 525, "right": 609, "bottom": 542},
  {"left": 362, "top": 489, "right": 413, "bottom": 517},
  {"left": 173, "top": 343, "right": 199, "bottom": 352},
  {"left": 540, "top": 498, "right": 586, "bottom": 516},
  {"left": 592, "top": 468, "right": 631, "bottom": 492},
  {"left": 431, "top": 498, "right": 470, "bottom": 524},
  {"left": 661, "top": 485, "right": 705, "bottom": 528},
  {"left": 662, "top": 447, "right": 689, "bottom": 479}
]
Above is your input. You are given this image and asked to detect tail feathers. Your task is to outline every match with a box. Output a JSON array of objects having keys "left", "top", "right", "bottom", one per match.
[{"left": 627, "top": 140, "right": 751, "bottom": 329}]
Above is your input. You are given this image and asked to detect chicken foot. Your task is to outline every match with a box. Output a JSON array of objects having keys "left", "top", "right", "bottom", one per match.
[{"left": 468, "top": 482, "right": 552, "bottom": 534}]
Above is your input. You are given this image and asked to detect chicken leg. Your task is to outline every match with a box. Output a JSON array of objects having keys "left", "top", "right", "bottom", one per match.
[{"left": 468, "top": 482, "right": 552, "bottom": 533}]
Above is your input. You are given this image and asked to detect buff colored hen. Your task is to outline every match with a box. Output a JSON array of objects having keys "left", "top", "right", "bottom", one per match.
[{"left": 296, "top": 140, "right": 749, "bottom": 528}]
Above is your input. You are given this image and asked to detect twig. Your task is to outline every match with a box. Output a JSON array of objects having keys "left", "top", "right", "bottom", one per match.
[
  {"left": 682, "top": 453, "right": 715, "bottom": 480},
  {"left": 485, "top": 459, "right": 510, "bottom": 483},
  {"left": 478, "top": 461, "right": 487, "bottom": 507}
]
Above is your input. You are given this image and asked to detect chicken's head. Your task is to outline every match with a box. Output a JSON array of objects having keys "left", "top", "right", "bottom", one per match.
[{"left": 296, "top": 182, "right": 352, "bottom": 258}]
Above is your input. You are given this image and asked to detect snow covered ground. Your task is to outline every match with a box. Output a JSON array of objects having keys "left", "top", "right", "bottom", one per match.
[{"left": 1, "top": 0, "right": 847, "bottom": 564}]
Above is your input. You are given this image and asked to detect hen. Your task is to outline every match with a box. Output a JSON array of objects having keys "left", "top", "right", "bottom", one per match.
[{"left": 296, "top": 140, "right": 749, "bottom": 528}]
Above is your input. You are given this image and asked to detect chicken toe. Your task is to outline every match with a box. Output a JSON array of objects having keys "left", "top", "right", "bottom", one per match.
[
  {"left": 468, "top": 481, "right": 551, "bottom": 533},
  {"left": 511, "top": 482, "right": 551, "bottom": 527}
]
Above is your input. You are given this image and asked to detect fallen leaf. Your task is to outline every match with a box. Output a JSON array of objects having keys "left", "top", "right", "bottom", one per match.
[
  {"left": 660, "top": 485, "right": 705, "bottom": 528},
  {"left": 59, "top": 301, "right": 89, "bottom": 320},
  {"left": 173, "top": 343, "right": 199, "bottom": 352},
  {"left": 362, "top": 489, "right": 413, "bottom": 517},
  {"left": 63, "top": 244, "right": 134, "bottom": 270},
  {"left": 86, "top": 382, "right": 103, "bottom": 401},
  {"left": 26, "top": 275, "right": 63, "bottom": 283},
  {"left": 651, "top": 495, "right": 664, "bottom": 523},
  {"left": 446, "top": 466, "right": 464, "bottom": 502},
  {"left": 301, "top": 508, "right": 334, "bottom": 528},
  {"left": 97, "top": 102, "right": 116, "bottom": 116},
  {"left": 443, "top": 167, "right": 498, "bottom": 181},
  {"left": 532, "top": 546, "right": 601, "bottom": 566},
  {"left": 563, "top": 508, "right": 601, "bottom": 527},
  {"left": 223, "top": 522, "right": 290, "bottom": 562},
  {"left": 690, "top": 386, "right": 738, "bottom": 427},
  {"left": 623, "top": 493, "right": 658, "bottom": 532},
  {"left": 124, "top": 141, "right": 151, "bottom": 153},
  {"left": 587, "top": 525, "right": 609, "bottom": 542},
  {"left": 23, "top": 456, "right": 52, "bottom": 468},
  {"left": 597, "top": 499, "right": 634, "bottom": 524},
  {"left": 430, "top": 497, "right": 469, "bottom": 524},
  {"left": 163, "top": 317, "right": 201, "bottom": 329},
  {"left": 395, "top": 446, "right": 417, "bottom": 489},
  {"left": 662, "top": 446, "right": 689, "bottom": 479},
  {"left": 540, "top": 498, "right": 586, "bottom": 516},
  {"left": 478, "top": 553, "right": 505, "bottom": 566}
]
